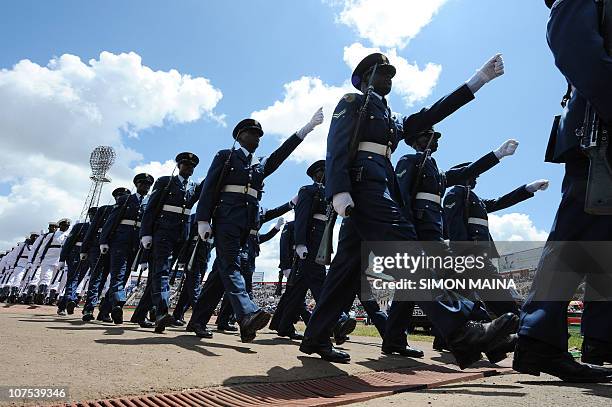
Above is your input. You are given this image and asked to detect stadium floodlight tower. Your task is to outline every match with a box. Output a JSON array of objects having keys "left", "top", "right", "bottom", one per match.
[{"left": 78, "top": 146, "right": 116, "bottom": 220}]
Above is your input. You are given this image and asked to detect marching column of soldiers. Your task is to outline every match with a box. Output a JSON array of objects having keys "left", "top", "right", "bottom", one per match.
[{"left": 1, "top": 0, "right": 611, "bottom": 384}]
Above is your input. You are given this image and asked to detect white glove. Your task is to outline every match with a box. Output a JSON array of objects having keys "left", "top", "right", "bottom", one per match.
[
  {"left": 198, "top": 221, "right": 212, "bottom": 241},
  {"left": 290, "top": 194, "right": 299, "bottom": 207},
  {"left": 296, "top": 244, "right": 308, "bottom": 259},
  {"left": 526, "top": 179, "right": 549, "bottom": 193},
  {"left": 494, "top": 139, "right": 519, "bottom": 159},
  {"left": 296, "top": 107, "right": 324, "bottom": 139},
  {"left": 139, "top": 262, "right": 148, "bottom": 271},
  {"left": 332, "top": 192, "right": 354, "bottom": 218},
  {"left": 141, "top": 236, "right": 153, "bottom": 249},
  {"left": 80, "top": 253, "right": 88, "bottom": 261},
  {"left": 99, "top": 244, "right": 110, "bottom": 254},
  {"left": 467, "top": 53, "right": 504, "bottom": 93},
  {"left": 275, "top": 217, "right": 285, "bottom": 230},
  {"left": 58, "top": 261, "right": 66, "bottom": 268},
  {"left": 282, "top": 269, "right": 291, "bottom": 278}
]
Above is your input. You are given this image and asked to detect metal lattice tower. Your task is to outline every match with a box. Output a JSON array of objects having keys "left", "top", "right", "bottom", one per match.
[{"left": 79, "top": 146, "right": 116, "bottom": 220}]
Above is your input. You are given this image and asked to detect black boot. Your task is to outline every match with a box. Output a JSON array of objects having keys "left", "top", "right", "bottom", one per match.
[
  {"left": 35, "top": 285, "right": 47, "bottom": 305},
  {"left": 300, "top": 338, "right": 351, "bottom": 363},
  {"left": 239, "top": 310, "right": 271, "bottom": 343},
  {"left": 446, "top": 313, "right": 519, "bottom": 369},
  {"left": 514, "top": 336, "right": 612, "bottom": 382}
]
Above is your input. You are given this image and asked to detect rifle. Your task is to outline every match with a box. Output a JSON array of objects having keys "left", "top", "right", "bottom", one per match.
[
  {"left": 211, "top": 140, "right": 237, "bottom": 218},
  {"left": 169, "top": 239, "right": 191, "bottom": 285},
  {"left": 274, "top": 269, "right": 283, "bottom": 296},
  {"left": 316, "top": 64, "right": 379, "bottom": 265},
  {"left": 409, "top": 131, "right": 436, "bottom": 204},
  {"left": 579, "top": 0, "right": 612, "bottom": 214}
]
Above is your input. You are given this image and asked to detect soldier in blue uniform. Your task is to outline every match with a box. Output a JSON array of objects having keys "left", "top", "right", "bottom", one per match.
[
  {"left": 216, "top": 210, "right": 288, "bottom": 331},
  {"left": 81, "top": 188, "right": 131, "bottom": 322},
  {"left": 271, "top": 160, "right": 356, "bottom": 341},
  {"left": 191, "top": 112, "right": 323, "bottom": 342},
  {"left": 171, "top": 214, "right": 213, "bottom": 325},
  {"left": 137, "top": 153, "right": 202, "bottom": 333},
  {"left": 300, "top": 52, "right": 518, "bottom": 367},
  {"left": 188, "top": 200, "right": 294, "bottom": 338},
  {"left": 513, "top": 0, "right": 612, "bottom": 382},
  {"left": 443, "top": 166, "right": 548, "bottom": 314},
  {"left": 56, "top": 207, "right": 95, "bottom": 315},
  {"left": 98, "top": 173, "right": 154, "bottom": 325}
]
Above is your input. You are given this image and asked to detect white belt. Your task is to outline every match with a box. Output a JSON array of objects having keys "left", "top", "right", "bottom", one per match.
[
  {"left": 250, "top": 229, "right": 258, "bottom": 236},
  {"left": 468, "top": 217, "right": 489, "bottom": 227},
  {"left": 75, "top": 242, "right": 82, "bottom": 246},
  {"left": 358, "top": 141, "right": 392, "bottom": 158},
  {"left": 415, "top": 192, "right": 441, "bottom": 204},
  {"left": 120, "top": 219, "right": 141, "bottom": 227},
  {"left": 162, "top": 205, "right": 191, "bottom": 215},
  {"left": 313, "top": 213, "right": 328, "bottom": 221},
  {"left": 97, "top": 228, "right": 102, "bottom": 233},
  {"left": 222, "top": 185, "right": 259, "bottom": 198}
]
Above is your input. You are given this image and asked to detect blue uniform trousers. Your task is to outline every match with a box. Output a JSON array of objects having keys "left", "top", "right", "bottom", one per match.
[
  {"left": 519, "top": 161, "right": 612, "bottom": 350},
  {"left": 303, "top": 182, "right": 476, "bottom": 347}
]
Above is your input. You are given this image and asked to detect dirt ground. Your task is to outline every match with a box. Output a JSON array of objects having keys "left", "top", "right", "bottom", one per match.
[{"left": 0, "top": 304, "right": 610, "bottom": 406}]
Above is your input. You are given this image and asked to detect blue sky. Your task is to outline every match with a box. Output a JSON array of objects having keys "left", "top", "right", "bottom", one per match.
[{"left": 0, "top": 1, "right": 563, "bottom": 273}]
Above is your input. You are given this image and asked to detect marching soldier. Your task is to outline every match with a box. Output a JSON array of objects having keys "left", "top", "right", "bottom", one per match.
[
  {"left": 514, "top": 0, "right": 612, "bottom": 382},
  {"left": 138, "top": 153, "right": 202, "bottom": 333},
  {"left": 20, "top": 223, "right": 56, "bottom": 304},
  {"left": 300, "top": 52, "right": 517, "bottom": 367},
  {"left": 81, "top": 188, "right": 130, "bottom": 322},
  {"left": 191, "top": 111, "right": 323, "bottom": 342},
  {"left": 273, "top": 160, "right": 357, "bottom": 341},
  {"left": 56, "top": 208, "right": 96, "bottom": 315},
  {"left": 443, "top": 166, "right": 548, "bottom": 314},
  {"left": 395, "top": 128, "right": 519, "bottom": 353},
  {"left": 99, "top": 173, "right": 154, "bottom": 324},
  {"left": 29, "top": 219, "right": 70, "bottom": 305},
  {"left": 188, "top": 201, "right": 293, "bottom": 338},
  {"left": 4, "top": 233, "right": 39, "bottom": 304}
]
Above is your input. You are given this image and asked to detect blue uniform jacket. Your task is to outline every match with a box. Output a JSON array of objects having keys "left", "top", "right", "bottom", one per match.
[
  {"left": 81, "top": 205, "right": 112, "bottom": 254},
  {"left": 140, "top": 176, "right": 202, "bottom": 239},
  {"left": 196, "top": 134, "right": 302, "bottom": 229},
  {"left": 294, "top": 183, "right": 327, "bottom": 248},
  {"left": 443, "top": 185, "right": 533, "bottom": 257},
  {"left": 99, "top": 193, "right": 146, "bottom": 246},
  {"left": 395, "top": 152, "right": 499, "bottom": 233},
  {"left": 325, "top": 85, "right": 475, "bottom": 201},
  {"left": 244, "top": 201, "right": 293, "bottom": 258},
  {"left": 59, "top": 222, "right": 90, "bottom": 262},
  {"left": 545, "top": 0, "right": 612, "bottom": 163}
]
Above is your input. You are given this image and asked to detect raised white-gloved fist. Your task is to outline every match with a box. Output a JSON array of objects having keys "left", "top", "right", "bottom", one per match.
[
  {"left": 99, "top": 244, "right": 110, "bottom": 254},
  {"left": 80, "top": 253, "right": 88, "bottom": 261},
  {"left": 290, "top": 194, "right": 299, "bottom": 207},
  {"left": 57, "top": 261, "right": 66, "bottom": 268},
  {"left": 526, "top": 179, "right": 549, "bottom": 193},
  {"left": 297, "top": 107, "right": 324, "bottom": 139},
  {"left": 467, "top": 53, "right": 504, "bottom": 93},
  {"left": 141, "top": 236, "right": 153, "bottom": 249},
  {"left": 282, "top": 269, "right": 292, "bottom": 278},
  {"left": 494, "top": 139, "right": 519, "bottom": 159},
  {"left": 198, "top": 221, "right": 212, "bottom": 241},
  {"left": 332, "top": 192, "right": 354, "bottom": 218},
  {"left": 296, "top": 244, "right": 309, "bottom": 259},
  {"left": 275, "top": 217, "right": 285, "bottom": 230}
]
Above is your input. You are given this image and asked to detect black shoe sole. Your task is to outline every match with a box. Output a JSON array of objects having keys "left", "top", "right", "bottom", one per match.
[
  {"left": 82, "top": 313, "right": 94, "bottom": 322},
  {"left": 512, "top": 359, "right": 612, "bottom": 383}
]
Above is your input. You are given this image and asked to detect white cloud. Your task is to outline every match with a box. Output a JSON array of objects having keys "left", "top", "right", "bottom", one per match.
[
  {"left": 252, "top": 76, "right": 353, "bottom": 164},
  {"left": 489, "top": 213, "right": 549, "bottom": 242},
  {"left": 335, "top": 0, "right": 447, "bottom": 49},
  {"left": 0, "top": 51, "right": 224, "bottom": 250},
  {"left": 132, "top": 160, "right": 178, "bottom": 183},
  {"left": 343, "top": 42, "right": 442, "bottom": 106}
]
